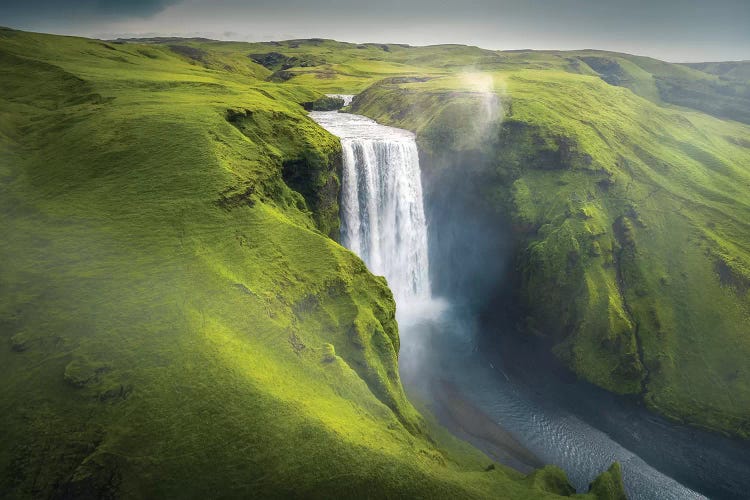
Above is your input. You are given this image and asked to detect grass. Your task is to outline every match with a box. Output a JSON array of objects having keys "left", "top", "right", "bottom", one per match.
[
  {"left": 348, "top": 68, "right": 750, "bottom": 438},
  {"left": 569, "top": 50, "right": 750, "bottom": 124},
  {"left": 0, "top": 28, "right": 632, "bottom": 498}
]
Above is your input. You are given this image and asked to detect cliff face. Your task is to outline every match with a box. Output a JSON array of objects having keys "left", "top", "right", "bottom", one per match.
[
  {"left": 351, "top": 71, "right": 750, "bottom": 439},
  {"left": 226, "top": 107, "right": 343, "bottom": 239}
]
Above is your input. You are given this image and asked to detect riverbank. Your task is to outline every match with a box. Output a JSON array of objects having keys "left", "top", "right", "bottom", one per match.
[
  {"left": 433, "top": 379, "right": 544, "bottom": 472},
  {"left": 397, "top": 303, "right": 708, "bottom": 499},
  {"left": 485, "top": 323, "right": 750, "bottom": 500}
]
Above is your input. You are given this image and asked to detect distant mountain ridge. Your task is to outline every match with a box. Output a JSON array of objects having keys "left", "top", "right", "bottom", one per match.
[{"left": 113, "top": 32, "right": 750, "bottom": 124}]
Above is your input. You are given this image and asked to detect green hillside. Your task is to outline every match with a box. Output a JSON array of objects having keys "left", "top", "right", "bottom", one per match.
[
  {"left": 683, "top": 61, "right": 750, "bottom": 84},
  {"left": 573, "top": 51, "right": 750, "bottom": 124},
  {"left": 0, "top": 28, "right": 633, "bottom": 498},
  {"left": 350, "top": 63, "right": 750, "bottom": 439},
  {"left": 154, "top": 37, "right": 750, "bottom": 438}
]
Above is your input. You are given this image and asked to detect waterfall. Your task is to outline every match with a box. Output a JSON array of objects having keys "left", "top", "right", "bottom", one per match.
[
  {"left": 325, "top": 94, "right": 355, "bottom": 106},
  {"left": 310, "top": 110, "right": 431, "bottom": 307},
  {"left": 309, "top": 109, "right": 717, "bottom": 500}
]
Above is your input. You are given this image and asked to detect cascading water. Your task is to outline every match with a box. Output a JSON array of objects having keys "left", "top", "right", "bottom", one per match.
[{"left": 311, "top": 109, "right": 431, "bottom": 308}]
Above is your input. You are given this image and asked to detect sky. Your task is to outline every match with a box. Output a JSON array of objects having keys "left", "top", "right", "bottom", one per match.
[{"left": 1, "top": 0, "right": 749, "bottom": 62}]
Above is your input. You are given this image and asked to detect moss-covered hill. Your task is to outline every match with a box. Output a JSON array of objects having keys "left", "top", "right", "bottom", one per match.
[
  {"left": 0, "top": 28, "right": 630, "bottom": 498},
  {"left": 357, "top": 78, "right": 750, "bottom": 437},
  {"left": 348, "top": 64, "right": 750, "bottom": 439},
  {"left": 169, "top": 38, "right": 750, "bottom": 439}
]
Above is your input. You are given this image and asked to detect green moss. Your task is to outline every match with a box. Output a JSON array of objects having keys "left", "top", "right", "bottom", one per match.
[
  {"left": 587, "top": 463, "right": 627, "bottom": 500},
  {"left": 304, "top": 95, "right": 346, "bottom": 111},
  {"left": 524, "top": 466, "right": 577, "bottom": 496},
  {"left": 321, "top": 342, "right": 337, "bottom": 362},
  {"left": 225, "top": 107, "right": 342, "bottom": 237}
]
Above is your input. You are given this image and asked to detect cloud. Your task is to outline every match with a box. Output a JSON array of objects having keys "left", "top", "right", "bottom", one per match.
[
  {"left": 0, "top": 0, "right": 184, "bottom": 22},
  {"left": 1, "top": 0, "right": 748, "bottom": 61},
  {"left": 94, "top": 0, "right": 184, "bottom": 17}
]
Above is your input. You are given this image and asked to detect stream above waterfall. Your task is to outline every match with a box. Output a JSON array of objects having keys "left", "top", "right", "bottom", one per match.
[{"left": 310, "top": 108, "right": 750, "bottom": 500}]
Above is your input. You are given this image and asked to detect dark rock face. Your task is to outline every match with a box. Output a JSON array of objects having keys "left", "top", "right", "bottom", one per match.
[
  {"left": 248, "top": 52, "right": 326, "bottom": 71},
  {"left": 225, "top": 107, "right": 342, "bottom": 239},
  {"left": 267, "top": 70, "right": 296, "bottom": 82},
  {"left": 301, "top": 96, "right": 345, "bottom": 112},
  {"left": 168, "top": 45, "right": 208, "bottom": 63},
  {"left": 580, "top": 56, "right": 628, "bottom": 87},
  {"left": 281, "top": 151, "right": 342, "bottom": 239},
  {"left": 248, "top": 51, "right": 289, "bottom": 70}
]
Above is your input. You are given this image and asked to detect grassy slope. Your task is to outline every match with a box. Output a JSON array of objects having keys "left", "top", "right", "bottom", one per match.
[
  {"left": 213, "top": 38, "right": 750, "bottom": 438},
  {"left": 684, "top": 61, "right": 750, "bottom": 82},
  {"left": 497, "top": 71, "right": 750, "bottom": 435},
  {"left": 567, "top": 51, "right": 750, "bottom": 124},
  {"left": 0, "top": 29, "right": 625, "bottom": 498},
  {"left": 351, "top": 70, "right": 750, "bottom": 439}
]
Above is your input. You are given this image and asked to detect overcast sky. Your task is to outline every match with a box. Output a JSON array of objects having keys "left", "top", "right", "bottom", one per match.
[{"left": 2, "top": 0, "right": 749, "bottom": 62}]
